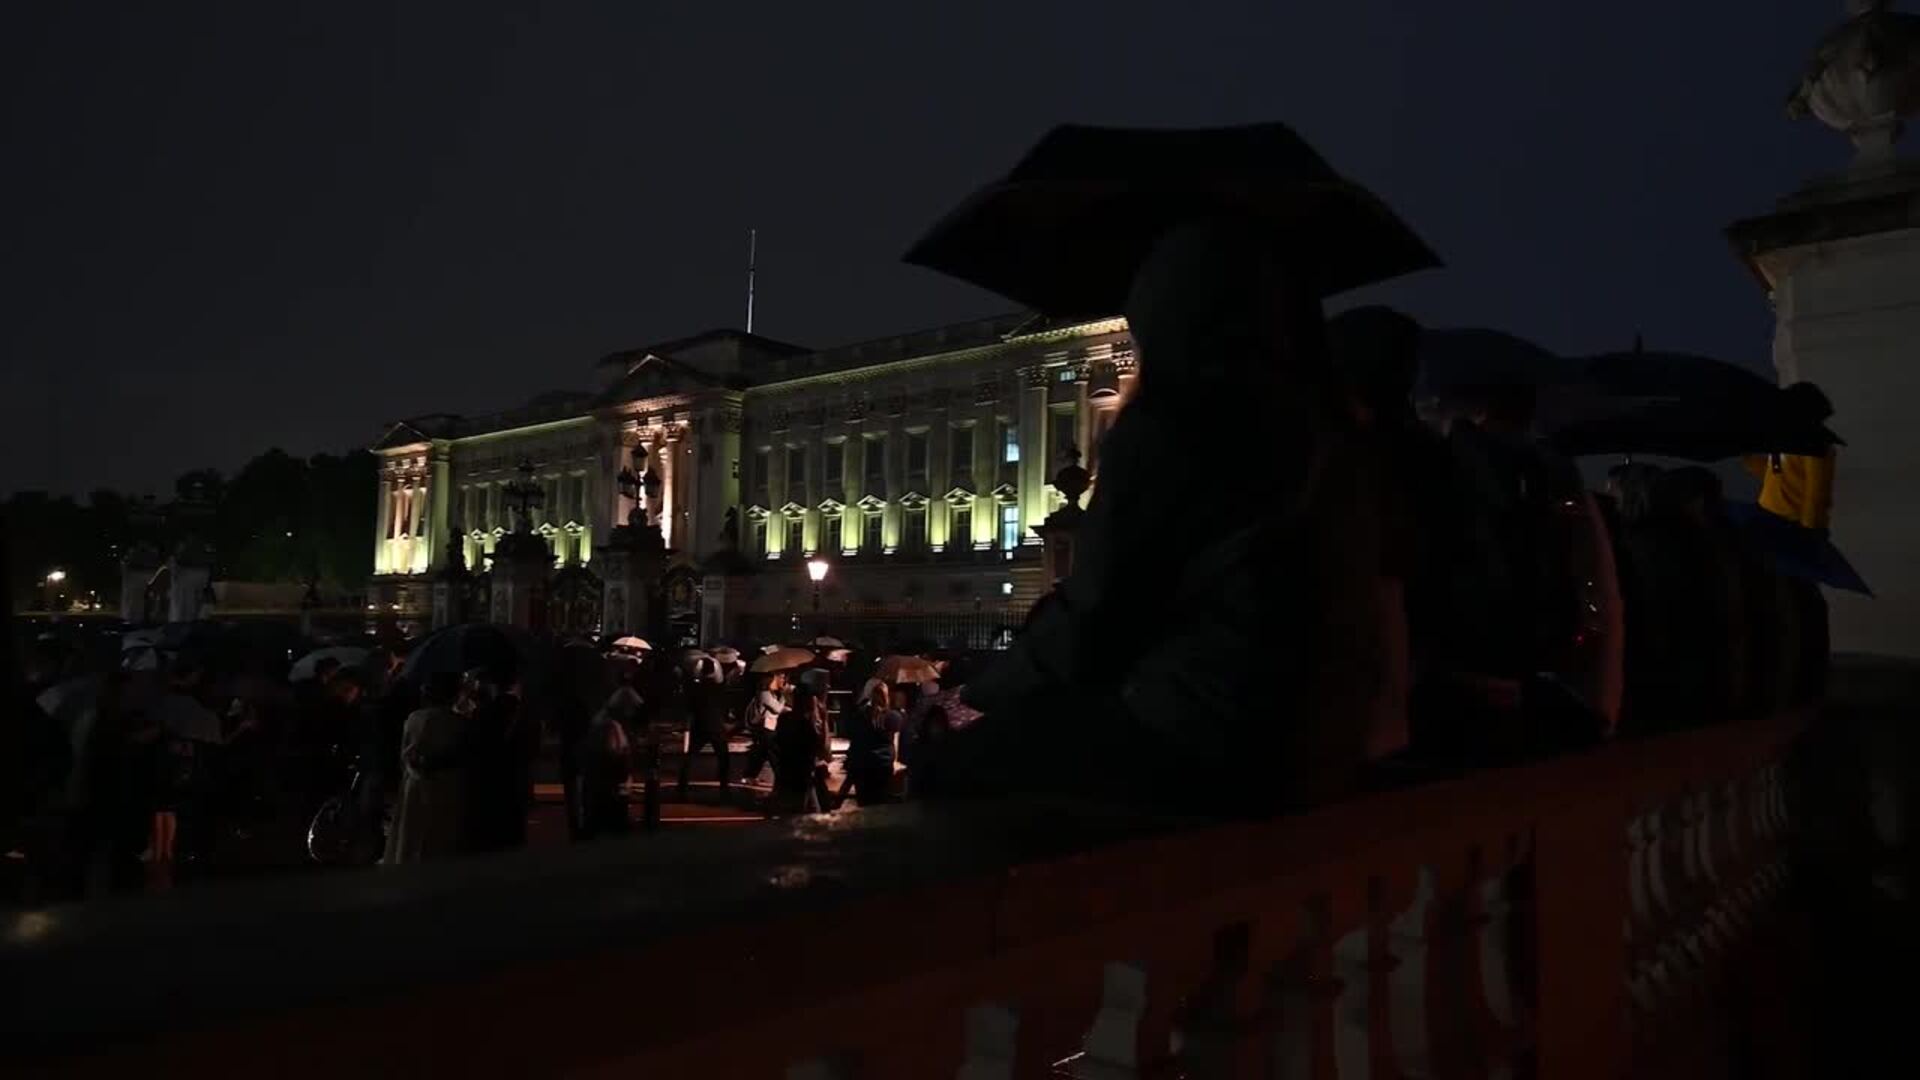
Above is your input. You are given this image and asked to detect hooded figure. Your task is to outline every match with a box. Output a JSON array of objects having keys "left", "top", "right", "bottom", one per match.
[{"left": 947, "top": 219, "right": 1387, "bottom": 814}]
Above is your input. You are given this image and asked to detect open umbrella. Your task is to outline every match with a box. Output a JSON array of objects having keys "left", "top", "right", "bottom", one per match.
[
  {"left": 1545, "top": 350, "right": 1841, "bottom": 460},
  {"left": 610, "top": 635, "right": 652, "bottom": 653},
  {"left": 807, "top": 636, "right": 846, "bottom": 650},
  {"left": 707, "top": 645, "right": 742, "bottom": 665},
  {"left": 398, "top": 623, "right": 539, "bottom": 686},
  {"left": 874, "top": 655, "right": 940, "bottom": 685},
  {"left": 904, "top": 122, "right": 1440, "bottom": 319},
  {"left": 750, "top": 646, "right": 818, "bottom": 674},
  {"left": 290, "top": 646, "right": 370, "bottom": 683}
]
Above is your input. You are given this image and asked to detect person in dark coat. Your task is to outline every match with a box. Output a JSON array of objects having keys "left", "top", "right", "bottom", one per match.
[
  {"left": 460, "top": 669, "right": 535, "bottom": 853},
  {"left": 677, "top": 659, "right": 732, "bottom": 799},
  {"left": 940, "top": 219, "right": 1390, "bottom": 815},
  {"left": 773, "top": 679, "right": 831, "bottom": 814},
  {"left": 842, "top": 681, "right": 902, "bottom": 806}
]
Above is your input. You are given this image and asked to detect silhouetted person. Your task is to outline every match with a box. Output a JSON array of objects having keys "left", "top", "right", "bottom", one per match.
[
  {"left": 678, "top": 659, "right": 732, "bottom": 799},
  {"left": 946, "top": 219, "right": 1390, "bottom": 814},
  {"left": 385, "top": 672, "right": 466, "bottom": 865}
]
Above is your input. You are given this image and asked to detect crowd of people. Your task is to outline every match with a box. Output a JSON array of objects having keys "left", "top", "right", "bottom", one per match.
[{"left": 3, "top": 219, "right": 1841, "bottom": 903}]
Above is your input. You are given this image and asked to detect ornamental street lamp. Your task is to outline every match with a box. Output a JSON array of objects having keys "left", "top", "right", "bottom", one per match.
[{"left": 806, "top": 557, "right": 830, "bottom": 625}]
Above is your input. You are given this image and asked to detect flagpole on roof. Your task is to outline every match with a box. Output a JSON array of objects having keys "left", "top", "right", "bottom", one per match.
[{"left": 745, "top": 228, "right": 757, "bottom": 334}]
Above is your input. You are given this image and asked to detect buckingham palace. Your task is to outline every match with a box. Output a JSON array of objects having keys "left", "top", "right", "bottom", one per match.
[{"left": 368, "top": 311, "right": 1134, "bottom": 646}]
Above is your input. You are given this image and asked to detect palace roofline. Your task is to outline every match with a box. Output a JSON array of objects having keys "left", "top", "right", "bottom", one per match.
[{"left": 377, "top": 310, "right": 1125, "bottom": 449}]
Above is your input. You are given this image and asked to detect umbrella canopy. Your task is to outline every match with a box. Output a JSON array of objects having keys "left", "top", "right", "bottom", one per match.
[
  {"left": 397, "top": 623, "right": 540, "bottom": 687},
  {"left": 1545, "top": 350, "right": 1841, "bottom": 460},
  {"left": 610, "top": 636, "right": 652, "bottom": 653},
  {"left": 807, "top": 636, "right": 847, "bottom": 649},
  {"left": 706, "top": 645, "right": 742, "bottom": 665},
  {"left": 750, "top": 646, "right": 818, "bottom": 674},
  {"left": 151, "top": 693, "right": 224, "bottom": 744},
  {"left": 874, "top": 654, "right": 941, "bottom": 685},
  {"left": 903, "top": 122, "right": 1441, "bottom": 319},
  {"left": 1725, "top": 502, "right": 1871, "bottom": 595},
  {"left": 290, "top": 646, "right": 370, "bottom": 683}
]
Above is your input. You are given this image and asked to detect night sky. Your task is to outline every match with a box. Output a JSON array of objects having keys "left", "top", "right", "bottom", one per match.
[{"left": 2, "top": 1, "right": 1893, "bottom": 497}]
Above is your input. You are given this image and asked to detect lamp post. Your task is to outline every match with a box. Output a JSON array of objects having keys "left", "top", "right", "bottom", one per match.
[
  {"left": 806, "top": 557, "right": 830, "bottom": 634},
  {"left": 44, "top": 569, "right": 66, "bottom": 613}
]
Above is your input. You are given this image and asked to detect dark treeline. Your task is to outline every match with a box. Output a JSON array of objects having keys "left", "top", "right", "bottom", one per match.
[{"left": 3, "top": 449, "right": 377, "bottom": 611}]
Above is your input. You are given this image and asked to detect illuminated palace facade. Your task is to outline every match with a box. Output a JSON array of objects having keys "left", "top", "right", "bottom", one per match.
[{"left": 368, "top": 313, "right": 1134, "bottom": 637}]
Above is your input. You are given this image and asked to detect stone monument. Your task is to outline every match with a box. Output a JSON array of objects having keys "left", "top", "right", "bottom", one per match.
[
  {"left": 1032, "top": 445, "right": 1091, "bottom": 587},
  {"left": 120, "top": 541, "right": 162, "bottom": 624},
  {"left": 1727, "top": 0, "right": 1920, "bottom": 659}
]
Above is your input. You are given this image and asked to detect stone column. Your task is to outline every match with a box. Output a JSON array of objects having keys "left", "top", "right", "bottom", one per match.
[
  {"left": 374, "top": 476, "right": 393, "bottom": 575},
  {"left": 659, "top": 425, "right": 680, "bottom": 552},
  {"left": 1018, "top": 367, "right": 1049, "bottom": 545},
  {"left": 427, "top": 442, "right": 452, "bottom": 572},
  {"left": 885, "top": 401, "right": 904, "bottom": 550}
]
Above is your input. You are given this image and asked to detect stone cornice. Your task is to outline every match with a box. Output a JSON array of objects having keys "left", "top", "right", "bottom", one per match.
[
  {"left": 1726, "top": 170, "right": 1920, "bottom": 289},
  {"left": 750, "top": 318, "right": 1129, "bottom": 397}
]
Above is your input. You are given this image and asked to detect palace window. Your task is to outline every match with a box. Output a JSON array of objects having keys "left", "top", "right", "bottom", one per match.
[
  {"left": 786, "top": 447, "right": 806, "bottom": 489},
  {"left": 753, "top": 448, "right": 771, "bottom": 492},
  {"left": 785, "top": 516, "right": 804, "bottom": 557},
  {"left": 864, "top": 435, "right": 887, "bottom": 492},
  {"left": 952, "top": 504, "right": 972, "bottom": 547},
  {"left": 907, "top": 431, "right": 928, "bottom": 480},
  {"left": 750, "top": 518, "right": 767, "bottom": 558},
  {"left": 825, "top": 441, "right": 844, "bottom": 487},
  {"left": 1049, "top": 408, "right": 1078, "bottom": 466},
  {"left": 903, "top": 506, "right": 928, "bottom": 552},
  {"left": 1001, "top": 421, "right": 1020, "bottom": 464},
  {"left": 863, "top": 511, "right": 884, "bottom": 553},
  {"left": 823, "top": 514, "right": 843, "bottom": 556},
  {"left": 999, "top": 503, "right": 1021, "bottom": 552},
  {"left": 951, "top": 425, "right": 974, "bottom": 476}
]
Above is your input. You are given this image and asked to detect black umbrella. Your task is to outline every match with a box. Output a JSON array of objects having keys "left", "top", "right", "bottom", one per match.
[
  {"left": 1546, "top": 351, "right": 1841, "bottom": 460},
  {"left": 397, "top": 623, "right": 542, "bottom": 687},
  {"left": 903, "top": 122, "right": 1441, "bottom": 318}
]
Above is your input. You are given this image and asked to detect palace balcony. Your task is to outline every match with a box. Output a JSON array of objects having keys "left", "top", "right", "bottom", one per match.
[{"left": 5, "top": 711, "right": 1826, "bottom": 1077}]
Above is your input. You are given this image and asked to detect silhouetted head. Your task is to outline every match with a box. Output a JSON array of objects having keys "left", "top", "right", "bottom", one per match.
[
  {"left": 422, "top": 670, "right": 462, "bottom": 708},
  {"left": 1653, "top": 466, "right": 1723, "bottom": 527},
  {"left": 1124, "top": 219, "right": 1325, "bottom": 401},
  {"left": 1606, "top": 462, "right": 1665, "bottom": 523},
  {"left": 1327, "top": 305, "right": 1422, "bottom": 419}
]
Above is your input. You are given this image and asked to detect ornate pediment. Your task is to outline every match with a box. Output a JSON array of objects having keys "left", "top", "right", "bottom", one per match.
[
  {"left": 990, "top": 482, "right": 1019, "bottom": 505},
  {"left": 899, "top": 492, "right": 930, "bottom": 510},
  {"left": 744, "top": 504, "right": 770, "bottom": 521},
  {"left": 855, "top": 494, "right": 888, "bottom": 513},
  {"left": 943, "top": 486, "right": 976, "bottom": 506},
  {"left": 779, "top": 502, "right": 807, "bottom": 520},
  {"left": 817, "top": 498, "right": 847, "bottom": 515}
]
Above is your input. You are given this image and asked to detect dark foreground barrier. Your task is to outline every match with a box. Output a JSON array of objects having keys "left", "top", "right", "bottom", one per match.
[{"left": 4, "top": 712, "right": 1807, "bottom": 1078}]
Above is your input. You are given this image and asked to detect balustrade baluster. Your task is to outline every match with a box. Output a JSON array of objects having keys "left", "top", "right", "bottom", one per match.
[
  {"left": 1386, "top": 867, "right": 1439, "bottom": 1079},
  {"left": 957, "top": 1004, "right": 1020, "bottom": 1080},
  {"left": 1269, "top": 895, "right": 1341, "bottom": 1080},
  {"left": 1170, "top": 921, "right": 1255, "bottom": 1080}
]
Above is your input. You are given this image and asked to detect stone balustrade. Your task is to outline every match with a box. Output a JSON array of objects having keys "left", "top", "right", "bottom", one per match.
[{"left": 2, "top": 712, "right": 1805, "bottom": 1078}]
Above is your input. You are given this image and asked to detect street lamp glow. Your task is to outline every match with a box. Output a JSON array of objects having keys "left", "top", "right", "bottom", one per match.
[
  {"left": 45, "top": 569, "right": 66, "bottom": 584},
  {"left": 806, "top": 558, "right": 830, "bottom": 584}
]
